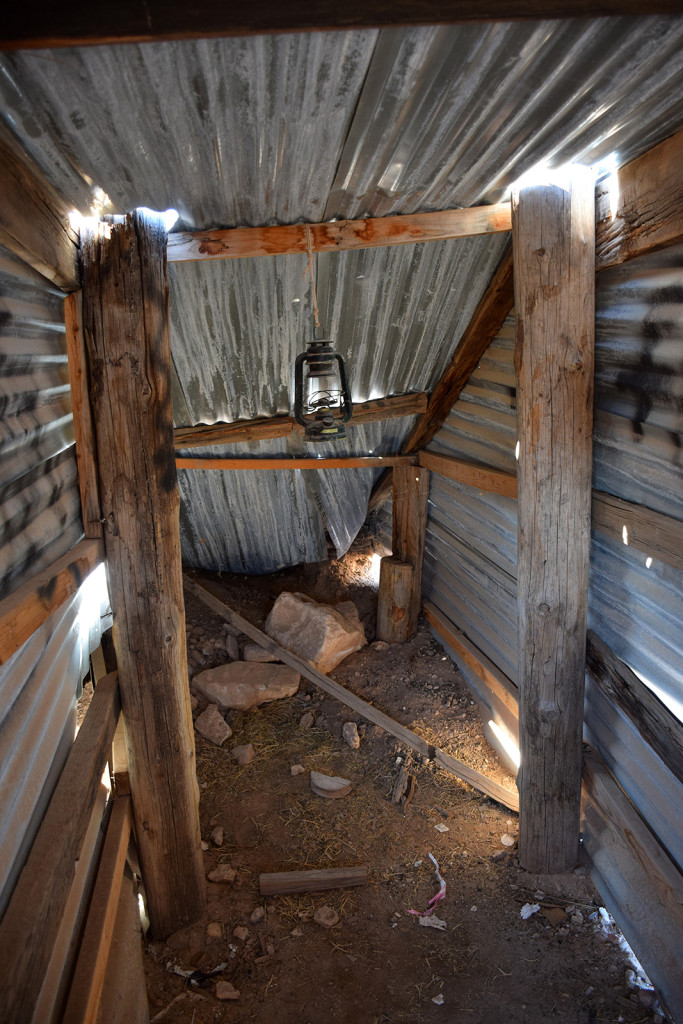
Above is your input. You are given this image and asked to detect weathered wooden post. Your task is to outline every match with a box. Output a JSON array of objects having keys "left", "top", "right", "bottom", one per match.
[
  {"left": 80, "top": 212, "right": 205, "bottom": 936},
  {"left": 377, "top": 465, "right": 429, "bottom": 642},
  {"left": 512, "top": 168, "right": 595, "bottom": 873}
]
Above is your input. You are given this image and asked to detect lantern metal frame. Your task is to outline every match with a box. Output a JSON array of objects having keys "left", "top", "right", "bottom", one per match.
[{"left": 294, "top": 334, "right": 353, "bottom": 442}]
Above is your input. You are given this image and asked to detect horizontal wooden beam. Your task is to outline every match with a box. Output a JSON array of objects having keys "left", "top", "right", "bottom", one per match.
[
  {"left": 0, "top": 538, "right": 105, "bottom": 666},
  {"left": 259, "top": 866, "right": 368, "bottom": 896},
  {"left": 184, "top": 576, "right": 519, "bottom": 811},
  {"left": 592, "top": 490, "right": 683, "bottom": 572},
  {"left": 0, "top": 673, "right": 121, "bottom": 1024},
  {"left": 167, "top": 205, "right": 511, "bottom": 263},
  {"left": 0, "top": 124, "right": 79, "bottom": 291},
  {"left": 176, "top": 454, "right": 417, "bottom": 470},
  {"left": 595, "top": 128, "right": 683, "bottom": 271},
  {"left": 62, "top": 796, "right": 133, "bottom": 1024},
  {"left": 174, "top": 392, "right": 428, "bottom": 450},
  {"left": 586, "top": 631, "right": 683, "bottom": 787},
  {"left": 2, "top": 1, "right": 678, "bottom": 49},
  {"left": 418, "top": 450, "right": 518, "bottom": 498}
]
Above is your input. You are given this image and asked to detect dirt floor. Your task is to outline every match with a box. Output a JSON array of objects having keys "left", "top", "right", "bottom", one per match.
[{"left": 142, "top": 549, "right": 668, "bottom": 1024}]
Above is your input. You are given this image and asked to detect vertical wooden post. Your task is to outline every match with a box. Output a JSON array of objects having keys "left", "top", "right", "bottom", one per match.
[
  {"left": 64, "top": 290, "right": 102, "bottom": 539},
  {"left": 81, "top": 212, "right": 205, "bottom": 937},
  {"left": 512, "top": 168, "right": 595, "bottom": 873},
  {"left": 377, "top": 465, "right": 429, "bottom": 641}
]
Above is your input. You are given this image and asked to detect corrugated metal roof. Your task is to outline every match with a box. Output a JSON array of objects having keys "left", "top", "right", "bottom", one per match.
[{"left": 0, "top": 245, "right": 82, "bottom": 599}]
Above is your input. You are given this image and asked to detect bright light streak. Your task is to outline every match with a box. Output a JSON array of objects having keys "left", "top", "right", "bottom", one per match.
[
  {"left": 369, "top": 552, "right": 382, "bottom": 585},
  {"left": 645, "top": 556, "right": 653, "bottom": 569},
  {"left": 515, "top": 440, "right": 520, "bottom": 461},
  {"left": 488, "top": 719, "right": 521, "bottom": 768},
  {"left": 622, "top": 524, "right": 629, "bottom": 545}
]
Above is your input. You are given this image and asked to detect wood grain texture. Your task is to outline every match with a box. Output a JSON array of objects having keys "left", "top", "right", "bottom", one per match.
[
  {"left": 259, "top": 867, "right": 368, "bottom": 896},
  {"left": 62, "top": 797, "right": 133, "bottom": 1024},
  {"left": 391, "top": 465, "right": 430, "bottom": 637},
  {"left": 423, "top": 601, "right": 519, "bottom": 719},
  {"left": 0, "top": 123, "right": 79, "bottom": 290},
  {"left": 595, "top": 128, "right": 683, "bottom": 271},
  {"left": 167, "top": 206, "right": 511, "bottom": 262},
  {"left": 0, "top": 673, "right": 120, "bottom": 1023},
  {"left": 64, "top": 290, "right": 102, "bottom": 538},
  {"left": 586, "top": 632, "right": 683, "bottom": 787},
  {"left": 2, "top": 0, "right": 679, "bottom": 49},
  {"left": 592, "top": 490, "right": 683, "bottom": 571},
  {"left": 513, "top": 170, "right": 595, "bottom": 873},
  {"left": 81, "top": 212, "right": 204, "bottom": 938},
  {"left": 176, "top": 455, "right": 416, "bottom": 470},
  {"left": 403, "top": 245, "right": 514, "bottom": 453},
  {"left": 377, "top": 558, "right": 415, "bottom": 643},
  {"left": 418, "top": 451, "right": 518, "bottom": 498},
  {"left": 174, "top": 393, "right": 428, "bottom": 449},
  {"left": 0, "top": 538, "right": 104, "bottom": 665},
  {"left": 184, "top": 576, "right": 519, "bottom": 810}
]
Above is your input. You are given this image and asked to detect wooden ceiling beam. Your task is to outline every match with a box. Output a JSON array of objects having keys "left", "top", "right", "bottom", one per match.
[
  {"left": 167, "top": 205, "right": 511, "bottom": 262},
  {"left": 4, "top": 1, "right": 676, "bottom": 50},
  {"left": 174, "top": 392, "right": 427, "bottom": 449},
  {"left": 176, "top": 455, "right": 417, "bottom": 470}
]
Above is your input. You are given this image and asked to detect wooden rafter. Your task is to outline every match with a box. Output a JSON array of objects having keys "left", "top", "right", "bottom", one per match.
[
  {"left": 175, "top": 392, "right": 428, "bottom": 449},
  {"left": 176, "top": 455, "right": 417, "bottom": 470}
]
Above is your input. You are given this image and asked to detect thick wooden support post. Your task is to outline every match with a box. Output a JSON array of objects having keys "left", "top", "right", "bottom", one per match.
[
  {"left": 81, "top": 212, "right": 204, "bottom": 937},
  {"left": 512, "top": 169, "right": 595, "bottom": 873},
  {"left": 386, "top": 465, "right": 429, "bottom": 639},
  {"left": 377, "top": 558, "right": 414, "bottom": 643}
]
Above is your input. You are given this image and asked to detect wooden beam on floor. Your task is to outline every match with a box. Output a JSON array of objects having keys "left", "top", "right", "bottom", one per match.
[
  {"left": 0, "top": 538, "right": 104, "bottom": 665},
  {"left": 176, "top": 454, "right": 417, "bottom": 470},
  {"left": 62, "top": 796, "right": 133, "bottom": 1024},
  {"left": 259, "top": 866, "right": 368, "bottom": 896},
  {"left": 512, "top": 167, "right": 595, "bottom": 873},
  {"left": 2, "top": 0, "right": 678, "bottom": 49},
  {"left": 64, "top": 290, "right": 102, "bottom": 538},
  {"left": 0, "top": 674, "right": 120, "bottom": 1023},
  {"left": 168, "top": 205, "right": 511, "bottom": 263},
  {"left": 174, "top": 392, "right": 428, "bottom": 450},
  {"left": 184, "top": 575, "right": 519, "bottom": 810},
  {"left": 81, "top": 211, "right": 204, "bottom": 938},
  {"left": 0, "top": 123, "right": 79, "bottom": 291},
  {"left": 595, "top": 128, "right": 683, "bottom": 271},
  {"left": 418, "top": 451, "right": 517, "bottom": 498}
]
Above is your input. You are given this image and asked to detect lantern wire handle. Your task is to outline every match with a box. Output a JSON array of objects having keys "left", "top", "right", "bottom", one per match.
[{"left": 304, "top": 224, "right": 321, "bottom": 330}]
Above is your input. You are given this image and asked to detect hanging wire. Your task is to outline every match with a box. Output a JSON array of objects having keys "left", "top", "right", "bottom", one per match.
[{"left": 304, "top": 224, "right": 321, "bottom": 330}]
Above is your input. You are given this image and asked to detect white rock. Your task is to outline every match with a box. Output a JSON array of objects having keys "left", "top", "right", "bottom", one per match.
[
  {"left": 243, "top": 642, "right": 280, "bottom": 663},
  {"left": 432, "top": 994, "right": 445, "bottom": 1005},
  {"left": 265, "top": 593, "right": 366, "bottom": 674},
  {"left": 310, "top": 770, "right": 352, "bottom": 799},
  {"left": 314, "top": 906, "right": 339, "bottom": 928},
  {"left": 194, "top": 704, "right": 232, "bottom": 747},
  {"left": 418, "top": 915, "right": 447, "bottom": 931},
  {"left": 290, "top": 764, "right": 306, "bottom": 776},
  {"left": 500, "top": 833, "right": 516, "bottom": 847},
  {"left": 520, "top": 903, "right": 540, "bottom": 919},
  {"left": 342, "top": 722, "right": 360, "bottom": 749},
  {"left": 193, "top": 662, "right": 300, "bottom": 711}
]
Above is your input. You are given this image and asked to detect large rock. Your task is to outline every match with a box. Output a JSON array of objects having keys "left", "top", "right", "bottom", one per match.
[
  {"left": 193, "top": 662, "right": 300, "bottom": 711},
  {"left": 265, "top": 593, "right": 366, "bottom": 674}
]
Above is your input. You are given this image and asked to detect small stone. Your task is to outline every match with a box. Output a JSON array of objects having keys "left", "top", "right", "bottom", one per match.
[
  {"left": 432, "top": 994, "right": 444, "bottom": 1005},
  {"left": 500, "top": 833, "right": 516, "bottom": 847},
  {"left": 215, "top": 981, "right": 240, "bottom": 1001},
  {"left": 233, "top": 925, "right": 248, "bottom": 941},
  {"left": 314, "top": 906, "right": 339, "bottom": 929},
  {"left": 266, "top": 944, "right": 275, "bottom": 956},
  {"left": 194, "top": 704, "right": 232, "bottom": 747},
  {"left": 208, "top": 863, "right": 236, "bottom": 884},
  {"left": 190, "top": 695, "right": 199, "bottom": 711},
  {"left": 299, "top": 712, "right": 315, "bottom": 730},
  {"left": 541, "top": 906, "right": 567, "bottom": 927},
  {"left": 570, "top": 912, "right": 584, "bottom": 926},
  {"left": 418, "top": 915, "right": 447, "bottom": 931},
  {"left": 289, "top": 927, "right": 303, "bottom": 938},
  {"left": 342, "top": 722, "right": 360, "bottom": 749},
  {"left": 201, "top": 840, "right": 209, "bottom": 851},
  {"left": 225, "top": 634, "right": 240, "bottom": 660},
  {"left": 310, "top": 770, "right": 352, "bottom": 799},
  {"left": 250, "top": 906, "right": 266, "bottom": 924},
  {"left": 193, "top": 662, "right": 300, "bottom": 711},
  {"left": 210, "top": 826, "right": 224, "bottom": 847},
  {"left": 231, "top": 743, "right": 255, "bottom": 766},
  {"left": 243, "top": 643, "right": 280, "bottom": 662},
  {"left": 206, "top": 921, "right": 223, "bottom": 940},
  {"left": 372, "top": 640, "right": 389, "bottom": 651},
  {"left": 290, "top": 764, "right": 306, "bottom": 776}
]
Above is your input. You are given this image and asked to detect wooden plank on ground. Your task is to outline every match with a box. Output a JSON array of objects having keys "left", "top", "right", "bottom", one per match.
[
  {"left": 592, "top": 491, "right": 683, "bottom": 572},
  {"left": 176, "top": 455, "right": 417, "bottom": 470},
  {"left": 167, "top": 206, "right": 511, "bottom": 263},
  {"left": 586, "top": 632, "right": 683, "bottom": 787},
  {"left": 513, "top": 167, "right": 595, "bottom": 873},
  {"left": 81, "top": 211, "right": 204, "bottom": 938},
  {"left": 174, "top": 393, "right": 428, "bottom": 450},
  {"left": 0, "top": 538, "right": 104, "bottom": 665},
  {"left": 3, "top": 0, "right": 679, "bottom": 50},
  {"left": 0, "top": 123, "right": 79, "bottom": 290},
  {"left": 62, "top": 796, "right": 133, "bottom": 1024},
  {"left": 0, "top": 673, "right": 120, "bottom": 1024},
  {"left": 595, "top": 128, "right": 683, "bottom": 271},
  {"left": 423, "top": 601, "right": 519, "bottom": 719},
  {"left": 259, "top": 867, "right": 368, "bottom": 896},
  {"left": 184, "top": 575, "right": 519, "bottom": 811},
  {"left": 419, "top": 451, "right": 517, "bottom": 498},
  {"left": 64, "top": 290, "right": 102, "bottom": 538}
]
